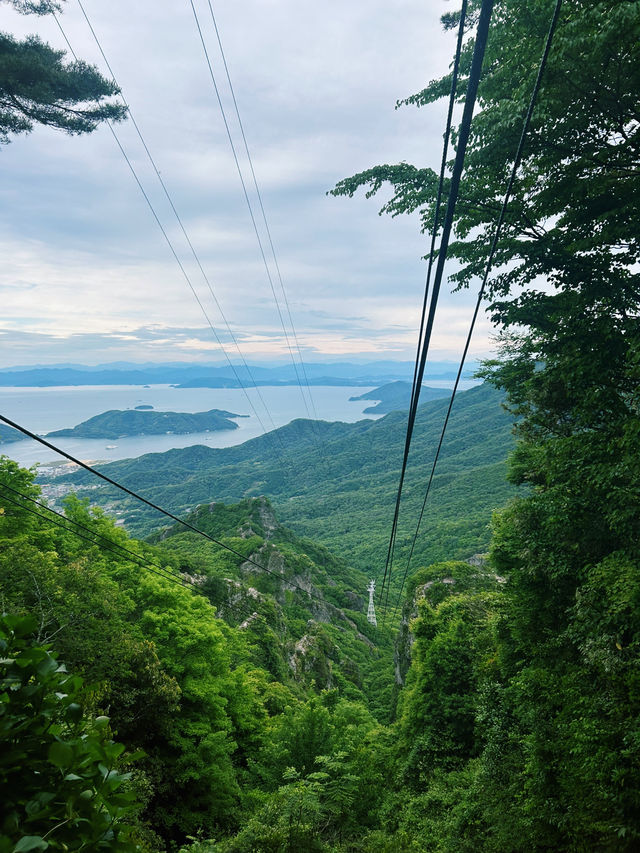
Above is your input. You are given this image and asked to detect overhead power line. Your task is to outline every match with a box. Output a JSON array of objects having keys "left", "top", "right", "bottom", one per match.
[
  {"left": 0, "top": 487, "right": 195, "bottom": 592},
  {"left": 188, "top": 0, "right": 324, "bottom": 451},
  {"left": 376, "top": 0, "right": 468, "bottom": 596},
  {"left": 380, "top": 0, "right": 495, "bottom": 617},
  {"left": 390, "top": 0, "right": 564, "bottom": 621},
  {"left": 53, "top": 8, "right": 286, "bottom": 459},
  {"left": 0, "top": 484, "right": 298, "bottom": 626},
  {"left": 204, "top": 0, "right": 322, "bottom": 427},
  {"left": 0, "top": 413, "right": 321, "bottom": 602}
]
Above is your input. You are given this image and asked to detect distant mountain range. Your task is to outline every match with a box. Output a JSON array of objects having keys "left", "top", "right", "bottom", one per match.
[{"left": 0, "top": 360, "right": 477, "bottom": 387}]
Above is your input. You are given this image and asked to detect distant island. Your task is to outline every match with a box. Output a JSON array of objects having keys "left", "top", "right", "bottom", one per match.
[
  {"left": 0, "top": 423, "right": 22, "bottom": 444},
  {"left": 349, "top": 381, "right": 449, "bottom": 414},
  {"left": 134, "top": 404, "right": 153, "bottom": 410},
  {"left": 47, "top": 408, "right": 247, "bottom": 440}
]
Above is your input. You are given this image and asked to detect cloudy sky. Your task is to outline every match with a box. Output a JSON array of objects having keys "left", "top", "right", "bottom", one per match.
[{"left": 1, "top": 0, "right": 495, "bottom": 367}]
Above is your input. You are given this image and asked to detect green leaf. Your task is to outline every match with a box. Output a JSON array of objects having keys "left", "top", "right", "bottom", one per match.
[
  {"left": 64, "top": 702, "right": 82, "bottom": 723},
  {"left": 12, "top": 838, "right": 48, "bottom": 852},
  {"left": 48, "top": 741, "right": 73, "bottom": 768}
]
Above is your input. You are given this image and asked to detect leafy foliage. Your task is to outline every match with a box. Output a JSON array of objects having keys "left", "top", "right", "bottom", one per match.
[
  {"left": 0, "top": 460, "right": 396, "bottom": 848},
  {"left": 0, "top": 614, "right": 140, "bottom": 851},
  {"left": 0, "top": 0, "right": 126, "bottom": 144}
]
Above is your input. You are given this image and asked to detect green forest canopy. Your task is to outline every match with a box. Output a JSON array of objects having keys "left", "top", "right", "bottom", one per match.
[{"left": 2, "top": 0, "right": 640, "bottom": 850}]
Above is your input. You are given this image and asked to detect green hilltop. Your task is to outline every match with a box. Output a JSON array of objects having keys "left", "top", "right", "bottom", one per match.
[
  {"left": 149, "top": 495, "right": 395, "bottom": 721},
  {"left": 349, "top": 380, "right": 449, "bottom": 413},
  {"left": 0, "top": 423, "right": 22, "bottom": 445},
  {"left": 47, "top": 407, "right": 246, "bottom": 439},
  {"left": 56, "top": 383, "right": 517, "bottom": 584}
]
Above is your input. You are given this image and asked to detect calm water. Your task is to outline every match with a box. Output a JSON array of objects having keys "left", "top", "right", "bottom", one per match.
[{"left": 0, "top": 380, "right": 476, "bottom": 468}]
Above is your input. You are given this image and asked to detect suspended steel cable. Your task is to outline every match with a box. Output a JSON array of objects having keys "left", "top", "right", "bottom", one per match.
[
  {"left": 379, "top": 0, "right": 495, "bottom": 618},
  {"left": 390, "top": 0, "right": 564, "bottom": 622},
  {"left": 53, "top": 11, "right": 287, "bottom": 459},
  {"left": 0, "top": 413, "right": 322, "bottom": 602},
  {"left": 0, "top": 488, "right": 196, "bottom": 593},
  {"left": 375, "top": 0, "right": 468, "bottom": 597},
  {"left": 1, "top": 480, "right": 188, "bottom": 587},
  {"left": 407, "top": 0, "right": 468, "bottom": 420},
  {"left": 72, "top": 0, "right": 285, "bottom": 447},
  {"left": 204, "top": 0, "right": 322, "bottom": 428},
  {"left": 187, "top": 0, "right": 324, "bottom": 452},
  {"left": 0, "top": 485, "right": 295, "bottom": 626}
]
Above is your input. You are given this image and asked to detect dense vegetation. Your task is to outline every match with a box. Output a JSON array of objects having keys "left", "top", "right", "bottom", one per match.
[
  {"left": 1, "top": 458, "right": 397, "bottom": 849},
  {"left": 2, "top": 0, "right": 639, "bottom": 849},
  {"left": 47, "top": 409, "right": 245, "bottom": 439},
  {"left": 330, "top": 0, "right": 640, "bottom": 847},
  {"left": 55, "top": 383, "right": 517, "bottom": 586}
]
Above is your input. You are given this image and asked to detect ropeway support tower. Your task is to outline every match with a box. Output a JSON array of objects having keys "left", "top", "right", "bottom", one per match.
[{"left": 367, "top": 579, "right": 377, "bottom": 627}]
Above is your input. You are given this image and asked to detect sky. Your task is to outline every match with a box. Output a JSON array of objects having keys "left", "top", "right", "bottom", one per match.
[{"left": 0, "top": 0, "right": 496, "bottom": 367}]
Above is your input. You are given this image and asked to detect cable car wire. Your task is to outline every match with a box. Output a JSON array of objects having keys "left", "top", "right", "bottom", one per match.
[
  {"left": 407, "top": 0, "right": 468, "bottom": 421},
  {"left": 72, "top": 0, "right": 284, "bottom": 448},
  {"left": 204, "top": 0, "right": 322, "bottom": 428},
  {"left": 0, "top": 488, "right": 196, "bottom": 592},
  {"left": 0, "top": 413, "right": 320, "bottom": 601},
  {"left": 380, "top": 0, "right": 495, "bottom": 617},
  {"left": 187, "top": 0, "right": 324, "bottom": 452},
  {"left": 53, "top": 10, "right": 286, "bottom": 459},
  {"left": 376, "top": 0, "right": 468, "bottom": 599},
  {"left": 389, "top": 0, "right": 563, "bottom": 621},
  {"left": 1, "top": 485, "right": 295, "bottom": 626}
]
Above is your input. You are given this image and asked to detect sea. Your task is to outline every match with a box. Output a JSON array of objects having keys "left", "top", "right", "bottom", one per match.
[{"left": 0, "top": 380, "right": 477, "bottom": 469}]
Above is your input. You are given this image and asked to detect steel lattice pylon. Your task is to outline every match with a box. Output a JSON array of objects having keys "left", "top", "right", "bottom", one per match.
[{"left": 367, "top": 579, "right": 377, "bottom": 627}]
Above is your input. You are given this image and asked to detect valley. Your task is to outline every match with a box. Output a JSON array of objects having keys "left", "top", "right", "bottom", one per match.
[
  {"left": 1, "top": 0, "right": 636, "bottom": 849},
  {"left": 52, "top": 383, "right": 516, "bottom": 581}
]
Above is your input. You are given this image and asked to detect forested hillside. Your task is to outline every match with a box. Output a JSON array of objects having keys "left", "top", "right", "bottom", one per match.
[
  {"left": 329, "top": 0, "right": 640, "bottom": 846},
  {"left": 348, "top": 382, "right": 449, "bottom": 414},
  {"left": 0, "top": 423, "right": 21, "bottom": 445},
  {"left": 56, "top": 383, "right": 516, "bottom": 580},
  {"left": 2, "top": 0, "right": 639, "bottom": 850},
  {"left": 1, "top": 458, "right": 398, "bottom": 849}
]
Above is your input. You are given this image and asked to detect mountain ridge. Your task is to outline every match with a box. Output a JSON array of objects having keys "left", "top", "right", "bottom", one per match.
[
  {"left": 349, "top": 381, "right": 449, "bottom": 413},
  {"left": 51, "top": 383, "right": 518, "bottom": 584},
  {"left": 0, "top": 359, "right": 476, "bottom": 387}
]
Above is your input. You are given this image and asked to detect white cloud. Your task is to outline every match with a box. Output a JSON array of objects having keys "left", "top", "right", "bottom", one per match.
[{"left": 0, "top": 0, "right": 495, "bottom": 367}]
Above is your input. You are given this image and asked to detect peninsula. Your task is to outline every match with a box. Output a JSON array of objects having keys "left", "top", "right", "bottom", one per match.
[
  {"left": 349, "top": 381, "right": 449, "bottom": 414},
  {"left": 0, "top": 423, "right": 22, "bottom": 445}
]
